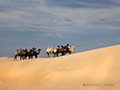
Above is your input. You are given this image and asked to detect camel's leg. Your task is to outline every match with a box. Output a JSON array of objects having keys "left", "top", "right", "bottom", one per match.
[
  {"left": 51, "top": 53, "right": 53, "bottom": 57},
  {"left": 21, "top": 56, "right": 25, "bottom": 60},
  {"left": 31, "top": 56, "right": 33, "bottom": 59},
  {"left": 25, "top": 55, "right": 27, "bottom": 60},
  {"left": 20, "top": 56, "right": 22, "bottom": 60},
  {"left": 45, "top": 52, "right": 48, "bottom": 58},
  {"left": 30, "top": 55, "right": 33, "bottom": 59},
  {"left": 28, "top": 55, "right": 30, "bottom": 59},
  {"left": 53, "top": 53, "right": 56, "bottom": 57},
  {"left": 14, "top": 55, "right": 17, "bottom": 61},
  {"left": 64, "top": 52, "right": 66, "bottom": 55},
  {"left": 35, "top": 55, "right": 37, "bottom": 58},
  {"left": 22, "top": 56, "right": 25, "bottom": 60},
  {"left": 61, "top": 52, "right": 64, "bottom": 56},
  {"left": 69, "top": 52, "right": 71, "bottom": 54},
  {"left": 30, "top": 56, "right": 32, "bottom": 59},
  {"left": 45, "top": 52, "right": 50, "bottom": 57},
  {"left": 48, "top": 53, "right": 50, "bottom": 57},
  {"left": 57, "top": 53, "right": 59, "bottom": 57}
]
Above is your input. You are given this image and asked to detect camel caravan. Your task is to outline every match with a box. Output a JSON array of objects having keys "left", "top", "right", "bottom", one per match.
[
  {"left": 14, "top": 44, "right": 75, "bottom": 60},
  {"left": 14, "top": 47, "right": 41, "bottom": 61},
  {"left": 45, "top": 44, "right": 75, "bottom": 57}
]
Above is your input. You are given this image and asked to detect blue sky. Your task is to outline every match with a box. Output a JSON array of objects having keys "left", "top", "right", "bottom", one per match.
[{"left": 0, "top": 0, "right": 120, "bottom": 57}]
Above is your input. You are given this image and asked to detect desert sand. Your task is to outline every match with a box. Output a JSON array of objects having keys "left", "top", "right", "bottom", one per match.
[{"left": 0, "top": 45, "right": 120, "bottom": 90}]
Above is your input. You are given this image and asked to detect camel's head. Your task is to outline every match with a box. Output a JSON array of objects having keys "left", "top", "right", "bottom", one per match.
[
  {"left": 72, "top": 46, "right": 75, "bottom": 52},
  {"left": 36, "top": 49, "right": 41, "bottom": 54},
  {"left": 38, "top": 49, "right": 41, "bottom": 51},
  {"left": 72, "top": 46, "right": 75, "bottom": 49}
]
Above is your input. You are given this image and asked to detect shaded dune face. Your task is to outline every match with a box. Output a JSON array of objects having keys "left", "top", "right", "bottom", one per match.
[{"left": 0, "top": 45, "right": 120, "bottom": 90}]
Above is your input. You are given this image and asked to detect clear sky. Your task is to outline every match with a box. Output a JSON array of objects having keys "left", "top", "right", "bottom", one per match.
[{"left": 0, "top": 0, "right": 120, "bottom": 57}]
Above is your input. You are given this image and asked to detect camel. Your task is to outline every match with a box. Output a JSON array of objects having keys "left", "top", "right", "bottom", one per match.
[
  {"left": 28, "top": 49, "right": 41, "bottom": 59},
  {"left": 54, "top": 46, "right": 66, "bottom": 57},
  {"left": 45, "top": 46, "right": 55, "bottom": 57},
  {"left": 14, "top": 49, "right": 23, "bottom": 61},
  {"left": 14, "top": 49, "right": 19, "bottom": 60},
  {"left": 64, "top": 46, "right": 75, "bottom": 55},
  {"left": 55, "top": 46, "right": 75, "bottom": 57},
  {"left": 28, "top": 49, "right": 34, "bottom": 59},
  {"left": 33, "top": 48, "right": 41, "bottom": 58}
]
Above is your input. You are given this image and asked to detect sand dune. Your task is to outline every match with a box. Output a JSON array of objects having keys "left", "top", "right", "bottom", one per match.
[{"left": 0, "top": 45, "right": 120, "bottom": 90}]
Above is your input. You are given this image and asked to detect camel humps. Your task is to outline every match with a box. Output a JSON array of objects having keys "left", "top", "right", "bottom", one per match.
[
  {"left": 45, "top": 46, "right": 55, "bottom": 57},
  {"left": 14, "top": 48, "right": 41, "bottom": 61}
]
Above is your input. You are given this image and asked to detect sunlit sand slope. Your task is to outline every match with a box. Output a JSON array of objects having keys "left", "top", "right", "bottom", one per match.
[{"left": 0, "top": 45, "right": 120, "bottom": 90}]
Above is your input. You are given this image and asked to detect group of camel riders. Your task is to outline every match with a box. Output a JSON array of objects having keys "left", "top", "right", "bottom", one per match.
[
  {"left": 14, "top": 47, "right": 42, "bottom": 60},
  {"left": 16, "top": 43, "right": 70, "bottom": 54},
  {"left": 16, "top": 47, "right": 36, "bottom": 55},
  {"left": 57, "top": 43, "right": 70, "bottom": 52},
  {"left": 15, "top": 43, "right": 72, "bottom": 59}
]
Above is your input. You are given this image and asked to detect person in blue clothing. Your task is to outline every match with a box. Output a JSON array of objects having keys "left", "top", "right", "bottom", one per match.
[
  {"left": 66, "top": 43, "right": 70, "bottom": 51},
  {"left": 32, "top": 47, "right": 36, "bottom": 52},
  {"left": 32, "top": 47, "right": 35, "bottom": 50}
]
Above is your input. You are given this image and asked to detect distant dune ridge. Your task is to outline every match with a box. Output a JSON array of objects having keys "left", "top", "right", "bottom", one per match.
[{"left": 0, "top": 45, "right": 120, "bottom": 90}]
